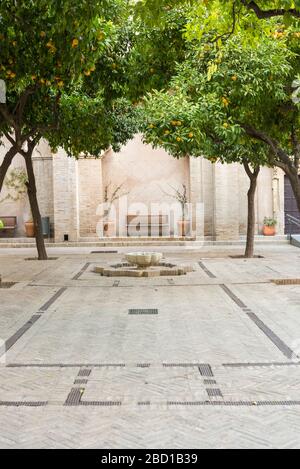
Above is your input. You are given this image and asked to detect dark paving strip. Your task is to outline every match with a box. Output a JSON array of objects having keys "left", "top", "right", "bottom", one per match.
[
  {"left": 206, "top": 388, "right": 223, "bottom": 398},
  {"left": 168, "top": 401, "right": 300, "bottom": 407},
  {"left": 64, "top": 388, "right": 83, "bottom": 406},
  {"left": 163, "top": 363, "right": 207, "bottom": 368},
  {"left": 198, "top": 262, "right": 217, "bottom": 279},
  {"left": 90, "top": 251, "right": 118, "bottom": 254},
  {"left": 220, "top": 284, "right": 295, "bottom": 360},
  {"left": 0, "top": 401, "right": 47, "bottom": 407},
  {"left": 198, "top": 364, "right": 214, "bottom": 377},
  {"left": 128, "top": 309, "right": 158, "bottom": 315},
  {"left": 3, "top": 314, "right": 41, "bottom": 356},
  {"left": 220, "top": 284, "right": 247, "bottom": 308},
  {"left": 80, "top": 401, "right": 122, "bottom": 406},
  {"left": 223, "top": 361, "right": 300, "bottom": 368},
  {"left": 246, "top": 311, "right": 294, "bottom": 359},
  {"left": 203, "top": 379, "right": 217, "bottom": 385},
  {"left": 72, "top": 263, "right": 91, "bottom": 280},
  {"left": 39, "top": 287, "right": 68, "bottom": 311},
  {"left": 7, "top": 363, "right": 126, "bottom": 368},
  {"left": 137, "top": 363, "right": 151, "bottom": 368}
]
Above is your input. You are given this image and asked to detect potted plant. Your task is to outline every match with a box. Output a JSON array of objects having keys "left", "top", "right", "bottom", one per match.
[
  {"left": 263, "top": 217, "right": 277, "bottom": 236},
  {"left": 0, "top": 219, "right": 4, "bottom": 230},
  {"left": 102, "top": 182, "right": 128, "bottom": 237},
  {"left": 24, "top": 218, "right": 35, "bottom": 237},
  {"left": 162, "top": 184, "right": 190, "bottom": 237}
]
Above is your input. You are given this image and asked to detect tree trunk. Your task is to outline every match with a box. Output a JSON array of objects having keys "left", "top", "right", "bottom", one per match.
[
  {"left": 243, "top": 162, "right": 260, "bottom": 258},
  {"left": 24, "top": 151, "right": 48, "bottom": 260},
  {"left": 0, "top": 146, "right": 18, "bottom": 193},
  {"left": 284, "top": 168, "right": 300, "bottom": 214}
]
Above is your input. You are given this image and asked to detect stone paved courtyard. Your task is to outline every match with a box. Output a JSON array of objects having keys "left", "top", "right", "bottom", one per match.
[{"left": 0, "top": 243, "right": 300, "bottom": 448}]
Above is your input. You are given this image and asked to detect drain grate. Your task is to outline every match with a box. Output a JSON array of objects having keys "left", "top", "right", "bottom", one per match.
[
  {"left": 128, "top": 309, "right": 158, "bottom": 315},
  {"left": 39, "top": 287, "right": 67, "bottom": 311},
  {"left": 72, "top": 263, "right": 91, "bottom": 280},
  {"left": 3, "top": 314, "right": 41, "bottom": 355},
  {"left": 198, "top": 262, "right": 217, "bottom": 279},
  {"left": 246, "top": 311, "right": 294, "bottom": 359}
]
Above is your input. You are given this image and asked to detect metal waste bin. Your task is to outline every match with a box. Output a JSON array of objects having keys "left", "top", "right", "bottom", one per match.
[{"left": 41, "top": 217, "right": 50, "bottom": 238}]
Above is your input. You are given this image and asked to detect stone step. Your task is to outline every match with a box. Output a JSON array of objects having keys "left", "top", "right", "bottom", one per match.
[
  {"left": 0, "top": 235, "right": 290, "bottom": 248},
  {"left": 291, "top": 235, "right": 300, "bottom": 248}
]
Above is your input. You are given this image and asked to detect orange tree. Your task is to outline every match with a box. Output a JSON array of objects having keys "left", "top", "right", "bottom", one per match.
[
  {"left": 0, "top": 0, "right": 139, "bottom": 259},
  {"left": 141, "top": 35, "right": 296, "bottom": 256}
]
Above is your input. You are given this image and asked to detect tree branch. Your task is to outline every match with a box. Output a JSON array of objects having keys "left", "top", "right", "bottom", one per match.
[
  {"left": 241, "top": 0, "right": 300, "bottom": 19},
  {"left": 242, "top": 123, "right": 293, "bottom": 168}
]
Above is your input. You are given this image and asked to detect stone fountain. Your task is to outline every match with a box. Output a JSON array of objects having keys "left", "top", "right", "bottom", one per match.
[{"left": 94, "top": 252, "right": 194, "bottom": 278}]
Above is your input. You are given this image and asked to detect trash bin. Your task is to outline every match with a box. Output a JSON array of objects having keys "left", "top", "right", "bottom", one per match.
[{"left": 41, "top": 217, "right": 50, "bottom": 238}]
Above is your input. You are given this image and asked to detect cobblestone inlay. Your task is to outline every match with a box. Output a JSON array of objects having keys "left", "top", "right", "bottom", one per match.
[
  {"left": 220, "top": 284, "right": 295, "bottom": 359},
  {"left": 64, "top": 388, "right": 83, "bottom": 406},
  {"left": 223, "top": 362, "right": 300, "bottom": 368},
  {"left": 198, "top": 262, "right": 217, "bottom": 279},
  {"left": 72, "top": 263, "right": 91, "bottom": 280},
  {"left": 0, "top": 401, "right": 48, "bottom": 407},
  {"left": 198, "top": 364, "right": 214, "bottom": 377},
  {"left": 78, "top": 369, "right": 92, "bottom": 377},
  {"left": 206, "top": 388, "right": 223, "bottom": 398},
  {"left": 90, "top": 251, "right": 118, "bottom": 254},
  {"left": 0, "top": 282, "right": 17, "bottom": 289},
  {"left": 2, "top": 314, "right": 41, "bottom": 356},
  {"left": 39, "top": 287, "right": 68, "bottom": 311},
  {"left": 80, "top": 401, "right": 122, "bottom": 406},
  {"left": 128, "top": 309, "right": 158, "bottom": 315},
  {"left": 168, "top": 401, "right": 300, "bottom": 407},
  {"left": 74, "top": 379, "right": 88, "bottom": 385},
  {"left": 203, "top": 379, "right": 217, "bottom": 385},
  {"left": 163, "top": 363, "right": 205, "bottom": 367},
  {"left": 7, "top": 363, "right": 126, "bottom": 368}
]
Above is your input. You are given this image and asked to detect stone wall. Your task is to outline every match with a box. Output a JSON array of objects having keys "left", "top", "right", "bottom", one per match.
[{"left": 0, "top": 135, "right": 286, "bottom": 240}]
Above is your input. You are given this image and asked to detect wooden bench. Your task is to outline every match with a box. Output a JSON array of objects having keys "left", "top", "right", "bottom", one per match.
[
  {"left": 127, "top": 214, "right": 169, "bottom": 237},
  {"left": 0, "top": 216, "right": 17, "bottom": 237}
]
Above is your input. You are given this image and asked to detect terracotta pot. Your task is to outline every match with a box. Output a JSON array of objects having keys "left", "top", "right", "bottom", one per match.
[
  {"left": 25, "top": 221, "right": 35, "bottom": 238},
  {"left": 263, "top": 225, "right": 276, "bottom": 236},
  {"left": 103, "top": 220, "right": 116, "bottom": 237},
  {"left": 178, "top": 220, "right": 190, "bottom": 237}
]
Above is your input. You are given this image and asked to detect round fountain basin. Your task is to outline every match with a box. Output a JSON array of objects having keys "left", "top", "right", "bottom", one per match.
[{"left": 125, "top": 252, "right": 163, "bottom": 268}]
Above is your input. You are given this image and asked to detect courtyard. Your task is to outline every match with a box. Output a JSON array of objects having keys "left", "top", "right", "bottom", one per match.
[{"left": 0, "top": 243, "right": 300, "bottom": 448}]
